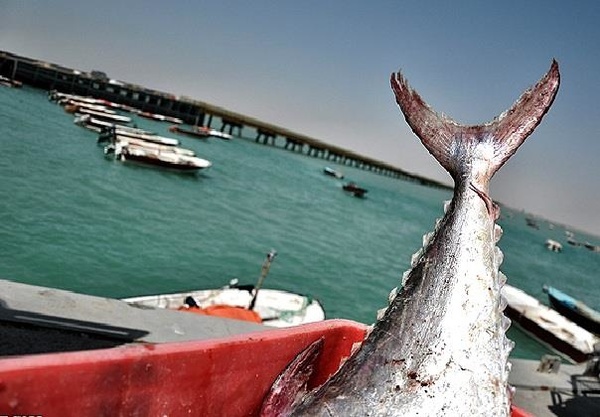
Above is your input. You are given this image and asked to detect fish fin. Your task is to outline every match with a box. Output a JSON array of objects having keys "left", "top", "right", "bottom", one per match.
[
  {"left": 259, "top": 338, "right": 324, "bottom": 417},
  {"left": 390, "top": 60, "right": 560, "bottom": 179}
]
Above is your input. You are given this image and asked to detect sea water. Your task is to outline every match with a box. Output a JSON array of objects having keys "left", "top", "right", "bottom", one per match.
[{"left": 1, "top": 85, "right": 599, "bottom": 360}]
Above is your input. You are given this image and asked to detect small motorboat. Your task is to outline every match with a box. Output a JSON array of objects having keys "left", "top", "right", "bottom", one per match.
[
  {"left": 123, "top": 250, "right": 326, "bottom": 328},
  {"left": 544, "top": 285, "right": 600, "bottom": 335},
  {"left": 74, "top": 115, "right": 147, "bottom": 134},
  {"left": 98, "top": 125, "right": 180, "bottom": 147},
  {"left": 169, "top": 125, "right": 233, "bottom": 140},
  {"left": 544, "top": 239, "right": 563, "bottom": 252},
  {"left": 502, "top": 284, "right": 600, "bottom": 363},
  {"left": 343, "top": 182, "right": 368, "bottom": 198},
  {"left": 136, "top": 111, "right": 183, "bottom": 124},
  {"left": 105, "top": 140, "right": 212, "bottom": 173},
  {"left": 106, "top": 137, "right": 195, "bottom": 157},
  {"left": 0, "top": 75, "right": 22, "bottom": 88},
  {"left": 323, "top": 166, "right": 344, "bottom": 179},
  {"left": 76, "top": 107, "right": 132, "bottom": 124}
]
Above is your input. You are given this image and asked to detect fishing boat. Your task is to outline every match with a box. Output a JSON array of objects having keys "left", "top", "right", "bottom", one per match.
[
  {"left": 105, "top": 136, "right": 195, "bottom": 157},
  {"left": 0, "top": 316, "right": 534, "bottom": 417},
  {"left": 169, "top": 125, "right": 233, "bottom": 140},
  {"left": 544, "top": 239, "right": 562, "bottom": 252},
  {"left": 123, "top": 250, "right": 326, "bottom": 328},
  {"left": 206, "top": 129, "right": 233, "bottom": 141},
  {"left": 76, "top": 107, "right": 132, "bottom": 124},
  {"left": 75, "top": 115, "right": 152, "bottom": 136},
  {"left": 544, "top": 285, "right": 600, "bottom": 335},
  {"left": 0, "top": 75, "right": 22, "bottom": 88},
  {"left": 62, "top": 99, "right": 117, "bottom": 115},
  {"left": 502, "top": 284, "right": 600, "bottom": 363},
  {"left": 136, "top": 110, "right": 183, "bottom": 124},
  {"left": 98, "top": 125, "right": 180, "bottom": 147},
  {"left": 49, "top": 91, "right": 120, "bottom": 109},
  {"left": 342, "top": 182, "right": 368, "bottom": 198},
  {"left": 105, "top": 140, "right": 212, "bottom": 173},
  {"left": 169, "top": 124, "right": 209, "bottom": 138},
  {"left": 323, "top": 166, "right": 344, "bottom": 179}
]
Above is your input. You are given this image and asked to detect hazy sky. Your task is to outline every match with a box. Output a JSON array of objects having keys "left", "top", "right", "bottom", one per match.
[{"left": 1, "top": 1, "right": 599, "bottom": 236}]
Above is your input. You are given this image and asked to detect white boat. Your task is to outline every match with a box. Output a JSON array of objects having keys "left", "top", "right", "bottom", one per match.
[
  {"left": 77, "top": 108, "right": 132, "bottom": 124},
  {"left": 62, "top": 99, "right": 117, "bottom": 115},
  {"left": 502, "top": 284, "right": 600, "bottom": 363},
  {"left": 99, "top": 128, "right": 180, "bottom": 147},
  {"left": 108, "top": 137, "right": 195, "bottom": 156},
  {"left": 323, "top": 166, "right": 344, "bottom": 179},
  {"left": 169, "top": 125, "right": 233, "bottom": 140},
  {"left": 124, "top": 283, "right": 326, "bottom": 328},
  {"left": 75, "top": 115, "right": 151, "bottom": 136},
  {"left": 106, "top": 141, "right": 212, "bottom": 172},
  {"left": 207, "top": 129, "right": 233, "bottom": 140},
  {"left": 123, "top": 251, "right": 326, "bottom": 328}
]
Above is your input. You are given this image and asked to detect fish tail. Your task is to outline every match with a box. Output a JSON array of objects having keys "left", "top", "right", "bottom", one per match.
[{"left": 390, "top": 61, "right": 560, "bottom": 181}]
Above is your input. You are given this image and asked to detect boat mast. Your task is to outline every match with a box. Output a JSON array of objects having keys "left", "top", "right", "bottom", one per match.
[{"left": 249, "top": 249, "right": 277, "bottom": 310}]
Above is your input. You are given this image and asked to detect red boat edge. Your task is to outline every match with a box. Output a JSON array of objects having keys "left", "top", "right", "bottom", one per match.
[
  {"left": 0, "top": 318, "right": 532, "bottom": 417},
  {"left": 0, "top": 319, "right": 366, "bottom": 417}
]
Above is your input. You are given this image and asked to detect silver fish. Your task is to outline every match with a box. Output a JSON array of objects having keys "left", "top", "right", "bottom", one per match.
[{"left": 261, "top": 61, "right": 560, "bottom": 416}]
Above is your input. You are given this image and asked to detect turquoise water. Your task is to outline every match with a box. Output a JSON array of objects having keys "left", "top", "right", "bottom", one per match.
[{"left": 1, "top": 86, "right": 599, "bottom": 360}]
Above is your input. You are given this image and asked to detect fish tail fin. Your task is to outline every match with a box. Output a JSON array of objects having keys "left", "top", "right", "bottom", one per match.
[{"left": 390, "top": 60, "right": 560, "bottom": 180}]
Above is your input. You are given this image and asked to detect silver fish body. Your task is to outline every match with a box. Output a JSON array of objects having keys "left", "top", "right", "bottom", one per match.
[{"left": 262, "top": 61, "right": 560, "bottom": 417}]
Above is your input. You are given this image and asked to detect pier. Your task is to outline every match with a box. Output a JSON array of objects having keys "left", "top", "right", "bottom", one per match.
[{"left": 0, "top": 50, "right": 449, "bottom": 189}]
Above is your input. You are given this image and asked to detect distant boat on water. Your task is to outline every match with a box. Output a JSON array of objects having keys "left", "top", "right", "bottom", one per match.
[
  {"left": 105, "top": 140, "right": 212, "bottom": 173},
  {"left": 169, "top": 125, "right": 233, "bottom": 140},
  {"left": 342, "top": 182, "right": 368, "bottom": 198},
  {"left": 323, "top": 166, "right": 344, "bottom": 179}
]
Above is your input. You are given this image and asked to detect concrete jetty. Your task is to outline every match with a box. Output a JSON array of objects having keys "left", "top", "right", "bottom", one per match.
[{"left": 0, "top": 50, "right": 450, "bottom": 189}]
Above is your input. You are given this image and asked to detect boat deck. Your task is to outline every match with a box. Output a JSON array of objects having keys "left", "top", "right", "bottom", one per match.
[{"left": 0, "top": 279, "right": 264, "bottom": 356}]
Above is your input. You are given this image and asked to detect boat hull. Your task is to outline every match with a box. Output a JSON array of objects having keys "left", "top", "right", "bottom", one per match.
[
  {"left": 0, "top": 320, "right": 366, "bottom": 417},
  {"left": 123, "top": 287, "right": 326, "bottom": 328},
  {"left": 120, "top": 152, "right": 206, "bottom": 172},
  {"left": 548, "top": 293, "right": 600, "bottom": 336},
  {"left": 502, "top": 285, "right": 599, "bottom": 363}
]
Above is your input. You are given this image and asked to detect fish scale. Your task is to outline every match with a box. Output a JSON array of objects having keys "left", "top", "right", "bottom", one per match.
[{"left": 261, "top": 60, "right": 560, "bottom": 417}]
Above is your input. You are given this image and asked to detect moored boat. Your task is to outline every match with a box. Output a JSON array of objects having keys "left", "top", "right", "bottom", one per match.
[
  {"left": 98, "top": 126, "right": 180, "bottom": 147},
  {"left": 105, "top": 140, "right": 212, "bottom": 173},
  {"left": 75, "top": 115, "right": 152, "bottom": 136},
  {"left": 342, "top": 182, "right": 368, "bottom": 198},
  {"left": 123, "top": 250, "right": 326, "bottom": 327},
  {"left": 502, "top": 284, "right": 600, "bottom": 363},
  {"left": 106, "top": 137, "right": 195, "bottom": 156},
  {"left": 124, "top": 283, "right": 325, "bottom": 328},
  {"left": 323, "top": 166, "right": 344, "bottom": 179},
  {"left": 77, "top": 107, "right": 132, "bottom": 124},
  {"left": 169, "top": 125, "right": 233, "bottom": 140},
  {"left": 0, "top": 75, "right": 23, "bottom": 88},
  {"left": 136, "top": 110, "right": 183, "bottom": 124},
  {"left": 169, "top": 125, "right": 210, "bottom": 138},
  {"left": 544, "top": 285, "right": 600, "bottom": 336}
]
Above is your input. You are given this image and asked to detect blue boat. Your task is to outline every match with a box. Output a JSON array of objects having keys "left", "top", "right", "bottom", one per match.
[{"left": 544, "top": 285, "right": 600, "bottom": 336}]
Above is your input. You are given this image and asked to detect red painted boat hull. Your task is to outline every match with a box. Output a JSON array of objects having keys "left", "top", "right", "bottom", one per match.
[
  {"left": 0, "top": 319, "right": 533, "bottom": 416},
  {"left": 0, "top": 320, "right": 366, "bottom": 417}
]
